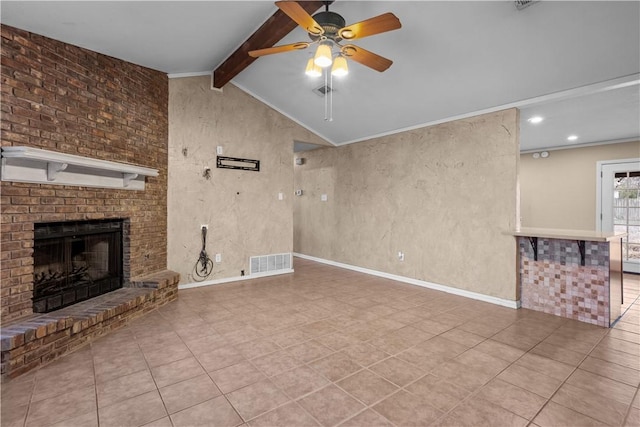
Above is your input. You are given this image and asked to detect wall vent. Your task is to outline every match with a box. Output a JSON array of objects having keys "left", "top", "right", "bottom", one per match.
[
  {"left": 250, "top": 253, "right": 292, "bottom": 275},
  {"left": 515, "top": 0, "right": 540, "bottom": 10}
]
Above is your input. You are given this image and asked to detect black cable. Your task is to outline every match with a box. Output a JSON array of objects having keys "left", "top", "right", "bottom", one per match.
[{"left": 193, "top": 226, "right": 213, "bottom": 281}]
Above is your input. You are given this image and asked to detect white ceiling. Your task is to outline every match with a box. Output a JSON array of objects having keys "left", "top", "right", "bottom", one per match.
[{"left": 2, "top": 1, "right": 639, "bottom": 151}]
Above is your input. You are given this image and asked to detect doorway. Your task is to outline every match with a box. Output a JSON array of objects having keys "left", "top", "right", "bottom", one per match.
[{"left": 598, "top": 158, "right": 640, "bottom": 273}]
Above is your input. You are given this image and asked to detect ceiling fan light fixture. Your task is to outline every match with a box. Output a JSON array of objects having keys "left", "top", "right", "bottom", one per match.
[
  {"left": 314, "top": 42, "right": 333, "bottom": 67},
  {"left": 305, "top": 58, "right": 322, "bottom": 77},
  {"left": 331, "top": 55, "right": 348, "bottom": 77}
]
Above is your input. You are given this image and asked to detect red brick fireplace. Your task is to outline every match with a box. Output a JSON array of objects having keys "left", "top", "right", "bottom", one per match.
[{"left": 1, "top": 25, "right": 178, "bottom": 378}]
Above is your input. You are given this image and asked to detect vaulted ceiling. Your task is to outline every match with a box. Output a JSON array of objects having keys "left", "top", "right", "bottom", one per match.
[{"left": 2, "top": 1, "right": 639, "bottom": 151}]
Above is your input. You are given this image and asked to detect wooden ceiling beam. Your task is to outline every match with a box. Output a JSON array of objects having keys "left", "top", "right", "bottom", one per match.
[{"left": 212, "top": 1, "right": 329, "bottom": 89}]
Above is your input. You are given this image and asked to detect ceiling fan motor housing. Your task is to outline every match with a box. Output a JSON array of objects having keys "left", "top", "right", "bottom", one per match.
[{"left": 310, "top": 11, "right": 346, "bottom": 41}]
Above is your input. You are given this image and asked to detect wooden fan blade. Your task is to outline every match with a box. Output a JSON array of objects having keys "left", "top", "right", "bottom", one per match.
[
  {"left": 276, "top": 1, "right": 324, "bottom": 35},
  {"left": 341, "top": 45, "right": 393, "bottom": 72},
  {"left": 249, "top": 42, "right": 310, "bottom": 58},
  {"left": 338, "top": 13, "right": 401, "bottom": 40}
]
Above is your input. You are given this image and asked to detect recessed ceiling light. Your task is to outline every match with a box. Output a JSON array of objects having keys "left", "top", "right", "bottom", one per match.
[
  {"left": 527, "top": 116, "right": 544, "bottom": 124},
  {"left": 567, "top": 135, "right": 578, "bottom": 141}
]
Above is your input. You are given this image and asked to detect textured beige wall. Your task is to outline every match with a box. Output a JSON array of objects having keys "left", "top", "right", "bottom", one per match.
[
  {"left": 294, "top": 109, "right": 520, "bottom": 301},
  {"left": 168, "top": 77, "right": 328, "bottom": 284},
  {"left": 520, "top": 141, "right": 640, "bottom": 230}
]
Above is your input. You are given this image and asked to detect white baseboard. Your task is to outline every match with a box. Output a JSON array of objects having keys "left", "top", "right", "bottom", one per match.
[
  {"left": 293, "top": 253, "right": 520, "bottom": 309},
  {"left": 178, "top": 268, "right": 294, "bottom": 290}
]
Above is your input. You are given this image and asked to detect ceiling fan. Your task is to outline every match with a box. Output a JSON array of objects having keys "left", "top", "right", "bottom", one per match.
[{"left": 248, "top": 1, "right": 401, "bottom": 73}]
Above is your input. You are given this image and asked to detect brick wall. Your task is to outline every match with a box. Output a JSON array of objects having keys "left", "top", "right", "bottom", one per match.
[{"left": 1, "top": 25, "right": 169, "bottom": 322}]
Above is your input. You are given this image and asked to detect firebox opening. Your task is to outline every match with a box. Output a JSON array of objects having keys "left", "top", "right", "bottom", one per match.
[{"left": 33, "top": 219, "right": 125, "bottom": 313}]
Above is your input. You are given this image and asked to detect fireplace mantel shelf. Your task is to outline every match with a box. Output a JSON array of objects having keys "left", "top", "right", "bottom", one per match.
[{"left": 1, "top": 146, "right": 159, "bottom": 190}]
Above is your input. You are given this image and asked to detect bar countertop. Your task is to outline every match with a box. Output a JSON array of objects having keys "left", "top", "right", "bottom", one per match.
[{"left": 507, "top": 227, "right": 626, "bottom": 242}]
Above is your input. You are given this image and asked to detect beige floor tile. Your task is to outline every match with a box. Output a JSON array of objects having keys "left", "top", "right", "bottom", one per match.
[
  {"left": 431, "top": 359, "right": 496, "bottom": 392},
  {"left": 339, "top": 409, "right": 394, "bottom": 427},
  {"left": 515, "top": 353, "right": 575, "bottom": 381},
  {"left": 533, "top": 401, "right": 603, "bottom": 427},
  {"left": 565, "top": 368, "right": 637, "bottom": 405},
  {"left": 234, "top": 337, "right": 281, "bottom": 359},
  {"left": 552, "top": 382, "right": 628, "bottom": 426},
  {"left": 247, "top": 402, "right": 320, "bottom": 427},
  {"left": 608, "top": 327, "right": 640, "bottom": 344},
  {"left": 209, "top": 360, "right": 266, "bottom": 394},
  {"left": 590, "top": 345, "right": 640, "bottom": 370},
  {"left": 413, "top": 318, "right": 456, "bottom": 335},
  {"left": 598, "top": 336, "right": 640, "bottom": 355},
  {"left": 98, "top": 390, "right": 167, "bottom": 427},
  {"left": 340, "top": 342, "right": 390, "bottom": 367},
  {"left": 405, "top": 374, "right": 471, "bottom": 412},
  {"left": 226, "top": 379, "right": 290, "bottom": 421},
  {"left": 94, "top": 350, "right": 149, "bottom": 384},
  {"left": 473, "top": 339, "right": 526, "bottom": 363},
  {"left": 49, "top": 410, "right": 98, "bottom": 427},
  {"left": 170, "top": 396, "right": 243, "bottom": 427},
  {"left": 440, "top": 328, "right": 486, "bottom": 347},
  {"left": 142, "top": 342, "right": 193, "bottom": 368},
  {"left": 26, "top": 384, "right": 97, "bottom": 427},
  {"left": 625, "top": 407, "right": 640, "bottom": 427},
  {"left": 271, "top": 365, "right": 330, "bottom": 400},
  {"left": 151, "top": 356, "right": 206, "bottom": 388},
  {"left": 298, "top": 385, "right": 365, "bottom": 427},
  {"left": 530, "top": 341, "right": 586, "bottom": 366},
  {"left": 314, "top": 331, "right": 357, "bottom": 351},
  {"left": 196, "top": 345, "right": 245, "bottom": 372},
  {"left": 252, "top": 349, "right": 302, "bottom": 377},
  {"left": 476, "top": 378, "right": 547, "bottom": 420},
  {"left": 457, "top": 319, "right": 507, "bottom": 338},
  {"left": 286, "top": 339, "right": 333, "bottom": 363},
  {"left": 31, "top": 360, "right": 95, "bottom": 403},
  {"left": 373, "top": 390, "right": 443, "bottom": 426},
  {"left": 268, "top": 328, "right": 310, "bottom": 348},
  {"left": 579, "top": 355, "right": 640, "bottom": 387},
  {"left": 433, "top": 395, "right": 527, "bottom": 427},
  {"left": 454, "top": 348, "right": 510, "bottom": 376},
  {"left": 497, "top": 364, "right": 562, "bottom": 398},
  {"left": 159, "top": 374, "right": 222, "bottom": 414},
  {"left": 97, "top": 369, "right": 156, "bottom": 408},
  {"left": 337, "top": 369, "right": 399, "bottom": 405},
  {"left": 309, "top": 351, "right": 363, "bottom": 382},
  {"left": 1, "top": 403, "right": 28, "bottom": 427},
  {"left": 183, "top": 333, "right": 230, "bottom": 356},
  {"left": 369, "top": 356, "right": 425, "bottom": 387},
  {"left": 1, "top": 377, "right": 35, "bottom": 408},
  {"left": 141, "top": 416, "right": 173, "bottom": 427}
]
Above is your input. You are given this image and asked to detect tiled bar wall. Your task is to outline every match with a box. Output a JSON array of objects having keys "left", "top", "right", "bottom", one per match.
[{"left": 518, "top": 237, "right": 611, "bottom": 327}]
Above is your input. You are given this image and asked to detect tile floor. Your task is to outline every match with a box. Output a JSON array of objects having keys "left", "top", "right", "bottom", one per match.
[{"left": 2, "top": 258, "right": 639, "bottom": 427}]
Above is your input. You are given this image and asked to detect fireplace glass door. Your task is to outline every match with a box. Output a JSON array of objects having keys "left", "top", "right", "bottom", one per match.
[{"left": 33, "top": 220, "right": 124, "bottom": 312}]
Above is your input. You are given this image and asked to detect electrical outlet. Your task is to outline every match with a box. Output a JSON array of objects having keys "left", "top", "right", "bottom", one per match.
[
  {"left": 216, "top": 146, "right": 223, "bottom": 155},
  {"left": 201, "top": 224, "right": 208, "bottom": 230},
  {"left": 321, "top": 194, "right": 328, "bottom": 201},
  {"left": 398, "top": 251, "right": 405, "bottom": 261},
  {"left": 215, "top": 253, "right": 221, "bottom": 263},
  {"left": 278, "top": 192, "right": 284, "bottom": 200}
]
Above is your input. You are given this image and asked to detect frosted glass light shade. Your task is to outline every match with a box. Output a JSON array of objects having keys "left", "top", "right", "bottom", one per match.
[
  {"left": 331, "top": 55, "right": 348, "bottom": 77},
  {"left": 314, "top": 44, "right": 333, "bottom": 67},
  {"left": 305, "top": 58, "right": 322, "bottom": 77}
]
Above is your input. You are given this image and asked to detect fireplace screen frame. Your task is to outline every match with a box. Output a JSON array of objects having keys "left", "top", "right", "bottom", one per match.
[{"left": 33, "top": 219, "right": 124, "bottom": 313}]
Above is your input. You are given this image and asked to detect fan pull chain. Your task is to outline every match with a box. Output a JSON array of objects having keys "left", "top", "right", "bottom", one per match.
[{"left": 324, "top": 67, "right": 333, "bottom": 122}]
